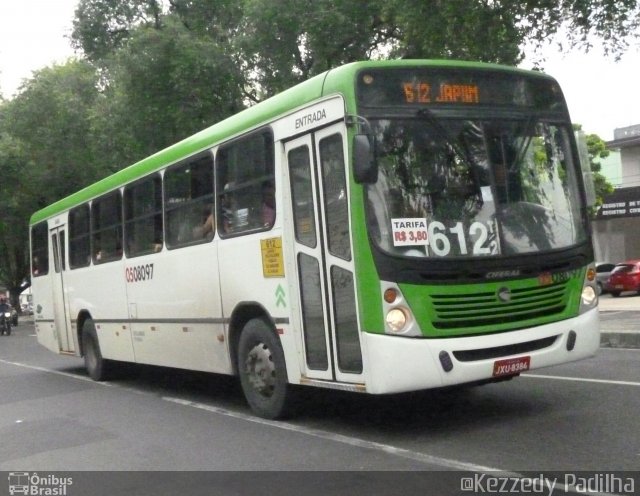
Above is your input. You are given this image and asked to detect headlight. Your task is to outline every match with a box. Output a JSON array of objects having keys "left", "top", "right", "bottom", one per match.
[
  {"left": 579, "top": 265, "right": 598, "bottom": 315},
  {"left": 385, "top": 308, "right": 407, "bottom": 332},
  {"left": 4, "top": 312, "right": 10, "bottom": 318},
  {"left": 380, "top": 282, "right": 422, "bottom": 336},
  {"left": 581, "top": 286, "right": 597, "bottom": 306}
]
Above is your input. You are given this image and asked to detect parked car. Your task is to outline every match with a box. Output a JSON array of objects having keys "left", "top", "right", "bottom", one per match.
[
  {"left": 595, "top": 262, "right": 616, "bottom": 295},
  {"left": 606, "top": 260, "right": 640, "bottom": 297}
]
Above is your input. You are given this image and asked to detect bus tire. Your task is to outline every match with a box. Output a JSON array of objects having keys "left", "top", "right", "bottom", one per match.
[
  {"left": 82, "top": 319, "right": 112, "bottom": 381},
  {"left": 237, "top": 318, "right": 293, "bottom": 419}
]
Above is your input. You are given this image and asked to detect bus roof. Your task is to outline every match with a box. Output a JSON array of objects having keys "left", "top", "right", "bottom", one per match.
[{"left": 29, "top": 59, "right": 553, "bottom": 225}]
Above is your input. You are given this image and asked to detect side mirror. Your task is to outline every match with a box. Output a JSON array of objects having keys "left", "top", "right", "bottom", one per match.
[{"left": 353, "top": 134, "right": 378, "bottom": 184}]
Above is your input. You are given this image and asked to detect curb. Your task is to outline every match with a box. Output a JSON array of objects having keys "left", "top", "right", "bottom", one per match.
[{"left": 600, "top": 331, "right": 640, "bottom": 349}]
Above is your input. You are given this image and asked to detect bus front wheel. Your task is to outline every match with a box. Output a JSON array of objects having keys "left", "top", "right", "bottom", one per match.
[
  {"left": 82, "top": 319, "right": 113, "bottom": 381},
  {"left": 237, "top": 318, "right": 294, "bottom": 419}
]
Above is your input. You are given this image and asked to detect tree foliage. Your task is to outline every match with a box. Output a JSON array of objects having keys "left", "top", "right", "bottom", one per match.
[
  {"left": 5, "top": 61, "right": 103, "bottom": 201},
  {"left": 71, "top": 0, "right": 165, "bottom": 61},
  {"left": 92, "top": 16, "right": 244, "bottom": 166},
  {"left": 0, "top": 61, "right": 102, "bottom": 304},
  {"left": 0, "top": 0, "right": 637, "bottom": 295},
  {"left": 585, "top": 130, "right": 615, "bottom": 207},
  {"left": 0, "top": 132, "right": 32, "bottom": 306},
  {"left": 71, "top": 0, "right": 640, "bottom": 95}
]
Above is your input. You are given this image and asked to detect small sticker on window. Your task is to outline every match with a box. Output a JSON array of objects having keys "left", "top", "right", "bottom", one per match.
[
  {"left": 391, "top": 218, "right": 428, "bottom": 246},
  {"left": 481, "top": 186, "right": 493, "bottom": 202}
]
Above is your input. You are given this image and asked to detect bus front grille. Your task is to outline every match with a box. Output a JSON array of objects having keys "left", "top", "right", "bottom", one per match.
[{"left": 429, "top": 281, "right": 569, "bottom": 330}]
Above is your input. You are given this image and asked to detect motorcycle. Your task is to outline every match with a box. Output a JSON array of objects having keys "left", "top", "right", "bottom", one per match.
[{"left": 0, "top": 310, "right": 11, "bottom": 336}]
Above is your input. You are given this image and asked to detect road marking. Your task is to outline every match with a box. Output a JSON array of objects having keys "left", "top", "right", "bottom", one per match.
[
  {"left": 0, "top": 358, "right": 147, "bottom": 397},
  {"left": 523, "top": 374, "right": 640, "bottom": 387},
  {"left": 159, "top": 398, "right": 625, "bottom": 495},
  {"left": 0, "top": 357, "right": 503, "bottom": 472},
  {"left": 0, "top": 358, "right": 101, "bottom": 384},
  {"left": 161, "top": 396, "right": 507, "bottom": 472},
  {"left": 0, "top": 356, "right": 636, "bottom": 489}
]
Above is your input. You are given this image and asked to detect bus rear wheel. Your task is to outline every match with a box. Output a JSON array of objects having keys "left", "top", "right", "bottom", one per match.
[
  {"left": 82, "top": 319, "right": 113, "bottom": 381},
  {"left": 237, "top": 318, "right": 294, "bottom": 419}
]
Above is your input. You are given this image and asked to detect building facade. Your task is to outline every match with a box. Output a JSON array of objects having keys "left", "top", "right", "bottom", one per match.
[{"left": 593, "top": 124, "right": 640, "bottom": 263}]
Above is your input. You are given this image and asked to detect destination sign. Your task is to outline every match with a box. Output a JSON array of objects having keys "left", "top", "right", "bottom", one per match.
[
  {"left": 402, "top": 82, "right": 480, "bottom": 104},
  {"left": 357, "top": 67, "right": 565, "bottom": 111}
]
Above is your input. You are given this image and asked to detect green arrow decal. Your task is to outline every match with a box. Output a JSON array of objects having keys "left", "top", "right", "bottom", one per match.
[{"left": 275, "top": 284, "right": 286, "bottom": 308}]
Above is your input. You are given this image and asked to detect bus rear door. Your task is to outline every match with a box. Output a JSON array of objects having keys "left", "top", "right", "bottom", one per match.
[
  {"left": 49, "top": 222, "right": 74, "bottom": 353},
  {"left": 285, "top": 124, "right": 364, "bottom": 385}
]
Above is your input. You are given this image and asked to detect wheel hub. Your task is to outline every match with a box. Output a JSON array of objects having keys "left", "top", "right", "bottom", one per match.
[{"left": 245, "top": 343, "right": 276, "bottom": 397}]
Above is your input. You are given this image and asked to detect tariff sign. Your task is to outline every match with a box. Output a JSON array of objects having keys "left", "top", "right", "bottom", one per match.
[
  {"left": 391, "top": 218, "right": 429, "bottom": 247},
  {"left": 261, "top": 237, "right": 285, "bottom": 278}
]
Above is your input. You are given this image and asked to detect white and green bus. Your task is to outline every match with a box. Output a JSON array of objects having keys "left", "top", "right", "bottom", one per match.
[{"left": 29, "top": 60, "right": 600, "bottom": 419}]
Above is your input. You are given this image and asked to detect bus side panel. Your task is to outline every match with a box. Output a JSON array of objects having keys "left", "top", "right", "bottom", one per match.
[
  {"left": 70, "top": 260, "right": 134, "bottom": 362},
  {"left": 217, "top": 227, "right": 302, "bottom": 379},
  {"left": 125, "top": 246, "right": 229, "bottom": 373}
]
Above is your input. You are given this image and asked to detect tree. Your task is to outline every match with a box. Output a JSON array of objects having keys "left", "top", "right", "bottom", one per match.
[
  {"left": 92, "top": 16, "right": 245, "bottom": 164},
  {"left": 236, "top": 0, "right": 640, "bottom": 95},
  {"left": 72, "top": 0, "right": 165, "bottom": 62},
  {"left": 586, "top": 129, "right": 615, "bottom": 209},
  {"left": 573, "top": 124, "right": 614, "bottom": 214},
  {"left": 0, "top": 132, "right": 33, "bottom": 308},
  {"left": 1, "top": 0, "right": 635, "bottom": 296},
  {"left": 5, "top": 61, "right": 104, "bottom": 201},
  {"left": 0, "top": 61, "right": 102, "bottom": 299},
  {"left": 70, "top": 0, "right": 640, "bottom": 97},
  {"left": 383, "top": 0, "right": 523, "bottom": 62},
  {"left": 236, "top": 0, "right": 395, "bottom": 96}
]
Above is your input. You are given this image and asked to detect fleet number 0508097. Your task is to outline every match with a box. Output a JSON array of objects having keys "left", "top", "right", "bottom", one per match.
[{"left": 125, "top": 263, "right": 155, "bottom": 283}]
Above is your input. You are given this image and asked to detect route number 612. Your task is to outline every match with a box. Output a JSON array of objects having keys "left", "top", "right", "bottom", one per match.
[{"left": 428, "top": 220, "right": 497, "bottom": 256}]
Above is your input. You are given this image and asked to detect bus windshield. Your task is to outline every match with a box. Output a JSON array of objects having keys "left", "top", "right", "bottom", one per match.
[{"left": 365, "top": 116, "right": 587, "bottom": 258}]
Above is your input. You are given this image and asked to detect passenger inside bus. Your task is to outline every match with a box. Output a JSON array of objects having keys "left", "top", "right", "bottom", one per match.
[
  {"left": 261, "top": 180, "right": 276, "bottom": 227},
  {"left": 32, "top": 256, "right": 41, "bottom": 275},
  {"left": 221, "top": 183, "right": 235, "bottom": 233},
  {"left": 192, "top": 205, "right": 214, "bottom": 240}
]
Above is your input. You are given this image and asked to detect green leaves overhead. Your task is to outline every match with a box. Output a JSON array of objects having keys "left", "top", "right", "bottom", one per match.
[
  {"left": 0, "top": 0, "right": 637, "bottom": 292},
  {"left": 95, "top": 17, "right": 244, "bottom": 164}
]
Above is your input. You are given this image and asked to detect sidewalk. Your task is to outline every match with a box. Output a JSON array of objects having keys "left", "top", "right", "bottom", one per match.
[{"left": 598, "top": 293, "right": 640, "bottom": 349}]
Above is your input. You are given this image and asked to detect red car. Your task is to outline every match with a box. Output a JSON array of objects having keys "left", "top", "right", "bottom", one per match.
[{"left": 606, "top": 260, "right": 640, "bottom": 297}]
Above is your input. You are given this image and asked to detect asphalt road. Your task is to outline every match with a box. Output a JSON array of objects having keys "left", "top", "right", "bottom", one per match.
[{"left": 0, "top": 317, "right": 638, "bottom": 495}]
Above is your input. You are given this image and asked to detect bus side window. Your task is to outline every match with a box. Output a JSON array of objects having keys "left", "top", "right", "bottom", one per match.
[
  {"left": 288, "top": 145, "right": 317, "bottom": 248},
  {"left": 69, "top": 204, "right": 91, "bottom": 268},
  {"left": 124, "top": 174, "right": 163, "bottom": 257},
  {"left": 91, "top": 191, "right": 123, "bottom": 264},
  {"left": 319, "top": 134, "right": 351, "bottom": 260},
  {"left": 216, "top": 130, "right": 274, "bottom": 236},
  {"left": 30, "top": 221, "right": 50, "bottom": 276},
  {"left": 164, "top": 154, "right": 214, "bottom": 249}
]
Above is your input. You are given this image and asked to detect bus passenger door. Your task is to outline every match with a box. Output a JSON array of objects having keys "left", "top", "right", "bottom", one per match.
[
  {"left": 285, "top": 125, "right": 364, "bottom": 384},
  {"left": 49, "top": 225, "right": 74, "bottom": 352}
]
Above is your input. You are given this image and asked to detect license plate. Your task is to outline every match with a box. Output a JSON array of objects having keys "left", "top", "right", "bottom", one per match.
[
  {"left": 615, "top": 284, "right": 624, "bottom": 289},
  {"left": 492, "top": 356, "right": 530, "bottom": 377}
]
